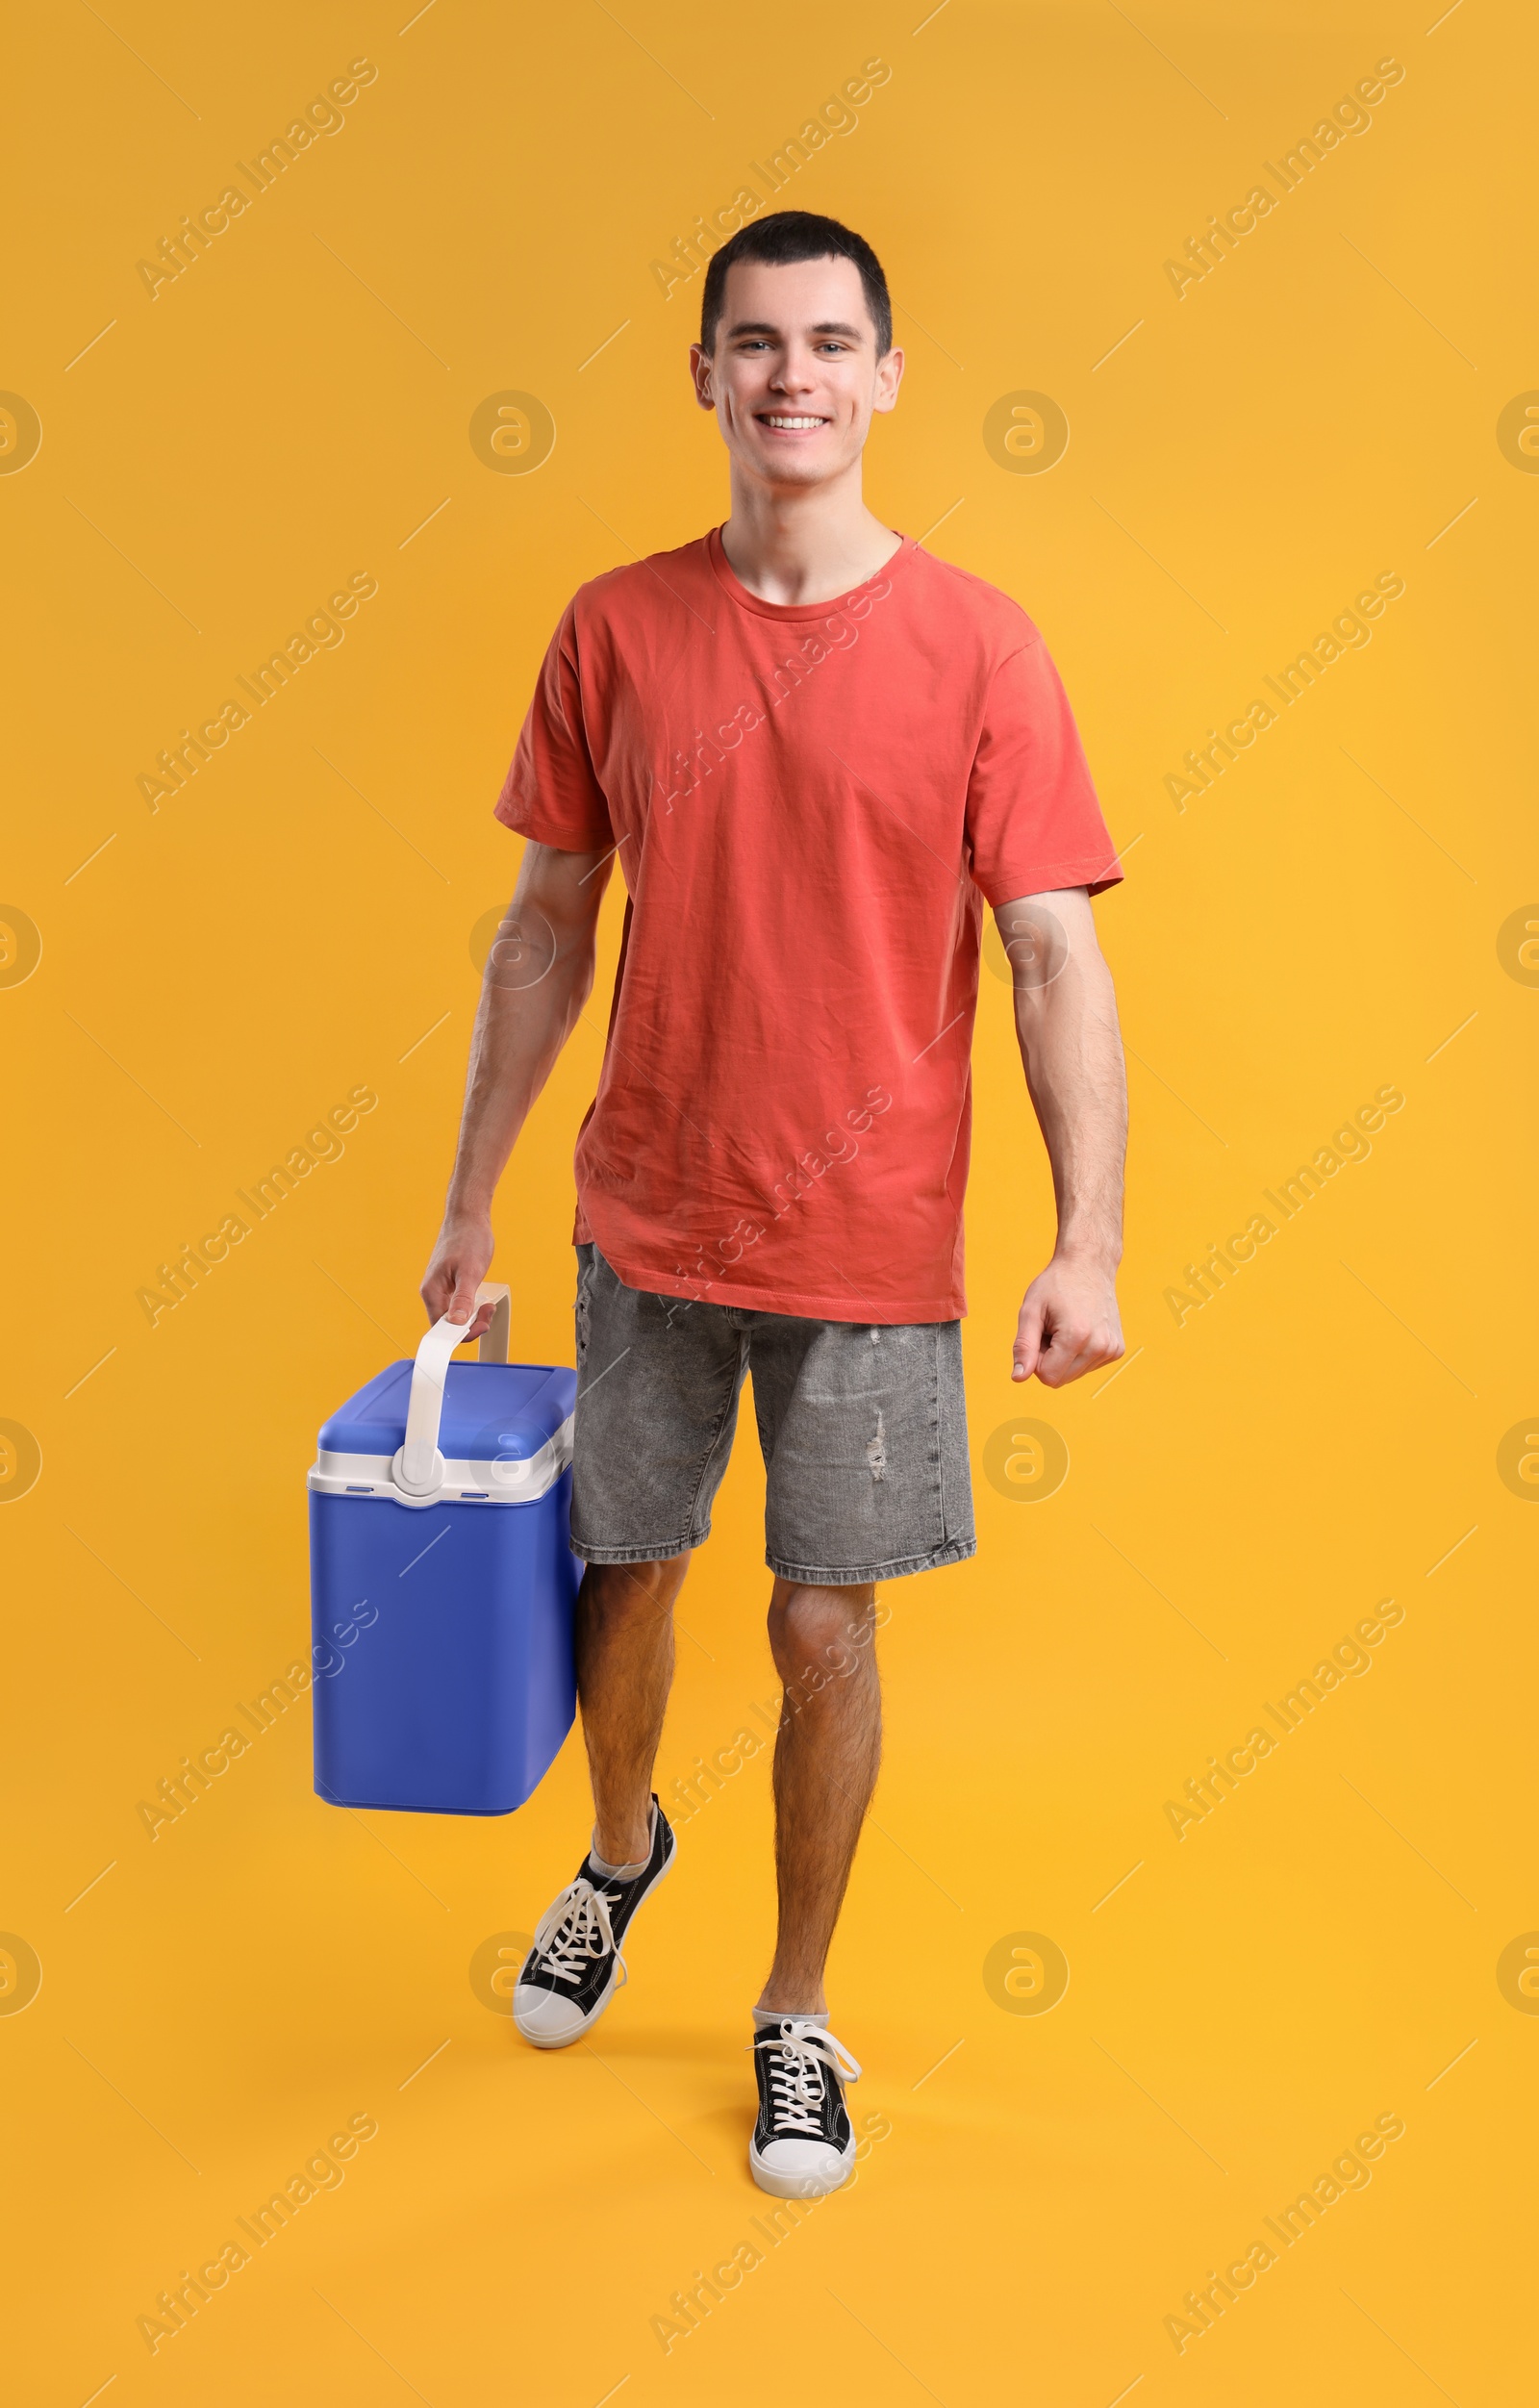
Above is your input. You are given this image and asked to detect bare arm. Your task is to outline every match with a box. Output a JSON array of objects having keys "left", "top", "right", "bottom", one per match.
[
  {"left": 421, "top": 839, "right": 614, "bottom": 1335},
  {"left": 995, "top": 886, "right": 1127, "bottom": 1386}
]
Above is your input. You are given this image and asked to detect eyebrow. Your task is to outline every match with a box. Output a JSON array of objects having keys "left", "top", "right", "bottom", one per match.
[{"left": 724, "top": 318, "right": 867, "bottom": 342}]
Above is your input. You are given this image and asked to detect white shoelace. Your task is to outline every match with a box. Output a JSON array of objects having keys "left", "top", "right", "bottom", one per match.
[
  {"left": 530, "top": 1878, "right": 625, "bottom": 1990},
  {"left": 755, "top": 2021, "right": 862, "bottom": 2136}
]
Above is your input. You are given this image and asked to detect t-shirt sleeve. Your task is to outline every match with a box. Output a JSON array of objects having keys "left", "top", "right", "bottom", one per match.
[
  {"left": 964, "top": 635, "right": 1123, "bottom": 903},
  {"left": 493, "top": 601, "right": 614, "bottom": 850}
]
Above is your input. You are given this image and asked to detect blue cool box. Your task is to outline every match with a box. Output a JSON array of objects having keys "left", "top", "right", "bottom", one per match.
[{"left": 308, "top": 1309, "right": 580, "bottom": 1815}]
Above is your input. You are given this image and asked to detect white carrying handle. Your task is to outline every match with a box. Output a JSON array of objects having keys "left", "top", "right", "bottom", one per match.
[{"left": 392, "top": 1283, "right": 511, "bottom": 1499}]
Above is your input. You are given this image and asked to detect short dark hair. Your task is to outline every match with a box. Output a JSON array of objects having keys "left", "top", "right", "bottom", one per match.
[{"left": 700, "top": 211, "right": 893, "bottom": 358}]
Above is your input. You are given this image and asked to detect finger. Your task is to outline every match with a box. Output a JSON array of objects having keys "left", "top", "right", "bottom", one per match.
[
  {"left": 1044, "top": 1329, "right": 1122, "bottom": 1388},
  {"left": 1013, "top": 1296, "right": 1046, "bottom": 1382},
  {"left": 445, "top": 1275, "right": 485, "bottom": 1329},
  {"left": 1037, "top": 1321, "right": 1092, "bottom": 1387},
  {"left": 444, "top": 1309, "right": 494, "bottom": 1354}
]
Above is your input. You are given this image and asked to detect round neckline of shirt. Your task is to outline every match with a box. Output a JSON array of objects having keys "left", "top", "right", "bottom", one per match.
[{"left": 705, "top": 524, "right": 917, "bottom": 621}]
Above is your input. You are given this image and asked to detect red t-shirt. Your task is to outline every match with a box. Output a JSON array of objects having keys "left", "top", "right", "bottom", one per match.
[{"left": 495, "top": 527, "right": 1120, "bottom": 1323}]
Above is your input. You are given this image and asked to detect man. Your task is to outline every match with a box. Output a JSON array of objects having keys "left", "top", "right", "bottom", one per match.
[{"left": 422, "top": 210, "right": 1126, "bottom": 2198}]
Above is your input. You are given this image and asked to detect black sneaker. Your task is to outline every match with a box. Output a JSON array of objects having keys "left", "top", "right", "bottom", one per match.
[
  {"left": 749, "top": 2018, "right": 862, "bottom": 2196},
  {"left": 513, "top": 1798, "right": 674, "bottom": 2048}
]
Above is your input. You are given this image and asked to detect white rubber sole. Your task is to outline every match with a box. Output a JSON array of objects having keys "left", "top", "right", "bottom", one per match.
[
  {"left": 516, "top": 1961, "right": 620, "bottom": 2049},
  {"left": 513, "top": 1835, "right": 675, "bottom": 2051},
  {"left": 748, "top": 2134, "right": 857, "bottom": 2199}
]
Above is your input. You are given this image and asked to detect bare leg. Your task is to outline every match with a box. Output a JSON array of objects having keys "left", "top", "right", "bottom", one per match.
[
  {"left": 756, "top": 1579, "right": 881, "bottom": 2016},
  {"left": 574, "top": 1555, "right": 691, "bottom": 1865}
]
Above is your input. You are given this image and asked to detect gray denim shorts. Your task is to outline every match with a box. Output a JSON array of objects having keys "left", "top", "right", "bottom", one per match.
[{"left": 571, "top": 1243, "right": 976, "bottom": 1586}]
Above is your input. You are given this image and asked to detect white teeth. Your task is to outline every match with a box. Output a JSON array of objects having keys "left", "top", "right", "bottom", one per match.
[{"left": 763, "top": 416, "right": 824, "bottom": 428}]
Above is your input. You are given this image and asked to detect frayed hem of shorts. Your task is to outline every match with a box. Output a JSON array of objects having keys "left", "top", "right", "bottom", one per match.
[
  {"left": 570, "top": 1531, "right": 708, "bottom": 1566},
  {"left": 765, "top": 1536, "right": 977, "bottom": 1586}
]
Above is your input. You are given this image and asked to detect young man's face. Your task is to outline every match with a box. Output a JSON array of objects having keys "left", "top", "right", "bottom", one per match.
[{"left": 691, "top": 253, "right": 903, "bottom": 491}]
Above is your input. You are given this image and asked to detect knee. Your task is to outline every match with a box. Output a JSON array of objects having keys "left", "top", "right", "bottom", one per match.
[
  {"left": 769, "top": 1582, "right": 875, "bottom": 1686},
  {"left": 583, "top": 1556, "right": 689, "bottom": 1621}
]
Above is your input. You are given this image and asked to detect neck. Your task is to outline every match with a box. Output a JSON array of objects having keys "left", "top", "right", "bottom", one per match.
[{"left": 719, "top": 461, "right": 902, "bottom": 606}]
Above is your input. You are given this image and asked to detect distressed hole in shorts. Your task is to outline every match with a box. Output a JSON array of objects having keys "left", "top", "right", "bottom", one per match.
[{"left": 866, "top": 1408, "right": 888, "bottom": 1482}]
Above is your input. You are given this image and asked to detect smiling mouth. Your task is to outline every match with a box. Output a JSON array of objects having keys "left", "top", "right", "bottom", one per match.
[{"left": 757, "top": 414, "right": 830, "bottom": 432}]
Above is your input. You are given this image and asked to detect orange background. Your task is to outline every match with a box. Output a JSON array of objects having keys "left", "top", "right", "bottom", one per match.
[{"left": 3, "top": 2, "right": 1534, "bottom": 2401}]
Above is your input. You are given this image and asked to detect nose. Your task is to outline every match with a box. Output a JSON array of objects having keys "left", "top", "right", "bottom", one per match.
[{"left": 770, "top": 345, "right": 819, "bottom": 395}]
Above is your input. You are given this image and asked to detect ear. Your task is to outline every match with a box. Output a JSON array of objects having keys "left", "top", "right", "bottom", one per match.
[
  {"left": 871, "top": 344, "right": 905, "bottom": 416},
  {"left": 689, "top": 342, "right": 717, "bottom": 411}
]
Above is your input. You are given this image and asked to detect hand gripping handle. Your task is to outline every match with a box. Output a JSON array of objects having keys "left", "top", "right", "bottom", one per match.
[{"left": 392, "top": 1283, "right": 511, "bottom": 1498}]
